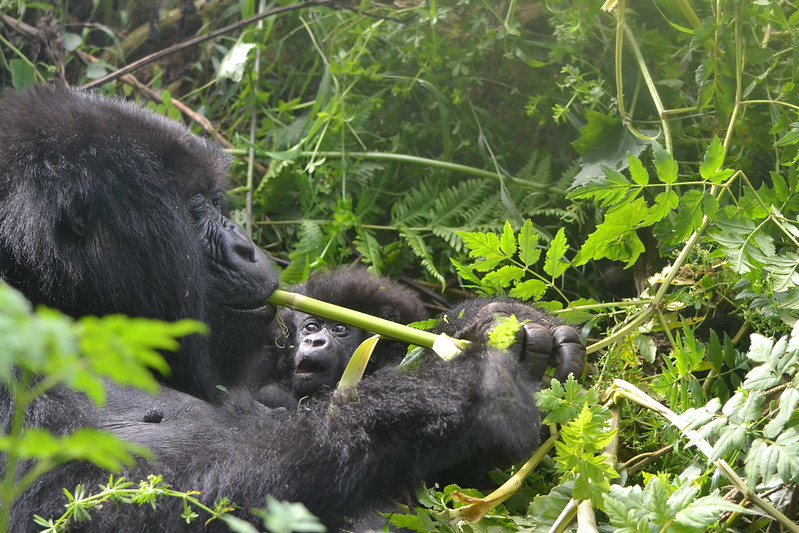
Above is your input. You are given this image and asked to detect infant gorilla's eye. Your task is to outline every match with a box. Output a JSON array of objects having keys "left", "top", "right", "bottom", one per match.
[
  {"left": 331, "top": 324, "right": 349, "bottom": 335},
  {"left": 303, "top": 320, "right": 321, "bottom": 333}
]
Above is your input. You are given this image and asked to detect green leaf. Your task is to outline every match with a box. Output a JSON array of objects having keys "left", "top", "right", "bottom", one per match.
[
  {"left": 674, "top": 493, "right": 750, "bottom": 528},
  {"left": 458, "top": 231, "right": 502, "bottom": 259},
  {"left": 664, "top": 190, "right": 707, "bottom": 245},
  {"left": 518, "top": 220, "right": 540, "bottom": 267},
  {"left": 509, "top": 279, "right": 547, "bottom": 301},
  {"left": 543, "top": 228, "right": 569, "bottom": 278},
  {"left": 644, "top": 190, "right": 679, "bottom": 225},
  {"left": 482, "top": 265, "right": 525, "bottom": 290},
  {"left": 708, "top": 423, "right": 747, "bottom": 462},
  {"left": 568, "top": 166, "right": 634, "bottom": 208},
  {"left": 699, "top": 136, "right": 734, "bottom": 183},
  {"left": 652, "top": 142, "right": 678, "bottom": 183},
  {"left": 487, "top": 315, "right": 525, "bottom": 350},
  {"left": 627, "top": 154, "right": 649, "bottom": 186},
  {"left": 499, "top": 221, "right": 517, "bottom": 258},
  {"left": 570, "top": 111, "right": 652, "bottom": 187},
  {"left": 573, "top": 198, "right": 649, "bottom": 267},
  {"left": 354, "top": 228, "right": 383, "bottom": 272},
  {"left": 10, "top": 59, "right": 35, "bottom": 91}
]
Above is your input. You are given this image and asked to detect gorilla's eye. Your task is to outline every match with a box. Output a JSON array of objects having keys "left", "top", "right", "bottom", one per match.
[
  {"left": 331, "top": 324, "right": 349, "bottom": 335},
  {"left": 303, "top": 320, "right": 321, "bottom": 333},
  {"left": 189, "top": 194, "right": 207, "bottom": 216}
]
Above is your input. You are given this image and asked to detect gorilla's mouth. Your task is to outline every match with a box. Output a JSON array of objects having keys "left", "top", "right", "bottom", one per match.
[
  {"left": 295, "top": 358, "right": 326, "bottom": 375},
  {"left": 223, "top": 298, "right": 273, "bottom": 315}
]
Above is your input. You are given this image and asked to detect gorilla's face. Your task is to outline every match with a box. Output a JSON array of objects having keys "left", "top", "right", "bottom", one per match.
[
  {"left": 0, "top": 85, "right": 278, "bottom": 396},
  {"left": 189, "top": 192, "right": 276, "bottom": 321},
  {"left": 290, "top": 314, "right": 366, "bottom": 398}
]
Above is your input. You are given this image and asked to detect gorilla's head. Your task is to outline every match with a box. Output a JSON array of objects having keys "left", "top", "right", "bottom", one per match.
[{"left": 0, "top": 85, "right": 277, "bottom": 399}]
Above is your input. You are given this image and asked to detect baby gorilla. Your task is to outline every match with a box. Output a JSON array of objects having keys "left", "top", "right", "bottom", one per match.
[{"left": 251, "top": 266, "right": 427, "bottom": 407}]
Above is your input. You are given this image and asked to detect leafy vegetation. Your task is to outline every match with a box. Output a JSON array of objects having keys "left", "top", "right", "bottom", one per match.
[{"left": 4, "top": 0, "right": 799, "bottom": 530}]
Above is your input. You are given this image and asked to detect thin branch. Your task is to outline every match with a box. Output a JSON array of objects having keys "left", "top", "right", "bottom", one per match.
[{"left": 80, "top": 1, "right": 337, "bottom": 90}]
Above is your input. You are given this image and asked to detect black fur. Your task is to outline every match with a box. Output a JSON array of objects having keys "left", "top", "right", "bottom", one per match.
[
  {"left": 250, "top": 266, "right": 428, "bottom": 406},
  {"left": 0, "top": 85, "right": 585, "bottom": 532}
]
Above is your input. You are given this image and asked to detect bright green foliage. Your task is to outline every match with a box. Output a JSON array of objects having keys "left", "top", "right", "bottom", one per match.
[
  {"left": 453, "top": 220, "right": 570, "bottom": 303},
  {"left": 651, "top": 329, "right": 708, "bottom": 412},
  {"left": 700, "top": 138, "right": 732, "bottom": 184},
  {"left": 552, "top": 403, "right": 618, "bottom": 507},
  {"left": 486, "top": 315, "right": 525, "bottom": 351},
  {"left": 538, "top": 377, "right": 617, "bottom": 507},
  {"left": 604, "top": 477, "right": 748, "bottom": 532},
  {"left": 0, "top": 282, "right": 205, "bottom": 530},
  {"left": 569, "top": 146, "right": 681, "bottom": 266}
]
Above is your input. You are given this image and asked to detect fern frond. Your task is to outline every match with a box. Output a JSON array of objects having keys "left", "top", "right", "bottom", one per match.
[
  {"left": 429, "top": 179, "right": 493, "bottom": 226},
  {"left": 391, "top": 179, "right": 442, "bottom": 226},
  {"left": 282, "top": 220, "right": 325, "bottom": 284},
  {"left": 399, "top": 226, "right": 446, "bottom": 287},
  {"left": 513, "top": 151, "right": 552, "bottom": 186}
]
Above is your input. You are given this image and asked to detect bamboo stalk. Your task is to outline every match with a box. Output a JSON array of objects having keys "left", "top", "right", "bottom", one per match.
[{"left": 266, "top": 289, "right": 469, "bottom": 352}]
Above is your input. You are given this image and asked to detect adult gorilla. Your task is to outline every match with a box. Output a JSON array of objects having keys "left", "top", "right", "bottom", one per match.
[{"left": 0, "top": 85, "right": 585, "bottom": 532}]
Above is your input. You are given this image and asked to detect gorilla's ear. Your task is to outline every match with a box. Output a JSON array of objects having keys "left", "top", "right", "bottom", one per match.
[{"left": 58, "top": 195, "right": 94, "bottom": 238}]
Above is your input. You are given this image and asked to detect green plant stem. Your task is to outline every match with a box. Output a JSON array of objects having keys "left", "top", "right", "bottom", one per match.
[
  {"left": 623, "top": 22, "right": 671, "bottom": 152},
  {"left": 552, "top": 298, "right": 654, "bottom": 315},
  {"left": 81, "top": 1, "right": 337, "bottom": 90},
  {"left": 241, "top": 149, "right": 568, "bottom": 195},
  {"left": 586, "top": 304, "right": 654, "bottom": 354},
  {"left": 445, "top": 428, "right": 559, "bottom": 523},
  {"left": 266, "top": 289, "right": 469, "bottom": 351}
]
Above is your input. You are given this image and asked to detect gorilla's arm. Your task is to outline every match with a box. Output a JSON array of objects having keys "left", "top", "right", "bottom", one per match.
[{"left": 12, "top": 299, "right": 581, "bottom": 532}]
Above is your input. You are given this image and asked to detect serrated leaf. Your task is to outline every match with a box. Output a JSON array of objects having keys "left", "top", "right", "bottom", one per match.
[
  {"left": 573, "top": 198, "right": 648, "bottom": 267},
  {"left": 709, "top": 423, "right": 747, "bottom": 462},
  {"left": 509, "top": 279, "right": 547, "bottom": 301},
  {"left": 747, "top": 333, "right": 775, "bottom": 363},
  {"left": 518, "top": 220, "right": 540, "bottom": 267},
  {"left": 674, "top": 494, "right": 750, "bottom": 528},
  {"left": 699, "top": 136, "right": 726, "bottom": 181},
  {"left": 543, "top": 228, "right": 569, "bottom": 278},
  {"left": 568, "top": 165, "right": 635, "bottom": 208},
  {"left": 652, "top": 142, "right": 678, "bottom": 183},
  {"left": 627, "top": 154, "right": 649, "bottom": 185},
  {"left": 458, "top": 231, "right": 502, "bottom": 259},
  {"left": 666, "top": 190, "right": 706, "bottom": 245},
  {"left": 482, "top": 265, "right": 525, "bottom": 289},
  {"left": 644, "top": 190, "right": 679, "bottom": 225},
  {"left": 450, "top": 258, "right": 482, "bottom": 285},
  {"left": 499, "top": 221, "right": 516, "bottom": 257},
  {"left": 764, "top": 387, "right": 799, "bottom": 438}
]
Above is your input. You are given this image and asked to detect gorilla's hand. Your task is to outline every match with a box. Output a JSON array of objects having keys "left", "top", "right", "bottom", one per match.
[
  {"left": 421, "top": 298, "right": 585, "bottom": 471},
  {"left": 441, "top": 298, "right": 585, "bottom": 385}
]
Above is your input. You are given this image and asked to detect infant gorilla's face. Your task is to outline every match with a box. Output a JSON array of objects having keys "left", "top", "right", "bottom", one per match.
[{"left": 291, "top": 314, "right": 366, "bottom": 398}]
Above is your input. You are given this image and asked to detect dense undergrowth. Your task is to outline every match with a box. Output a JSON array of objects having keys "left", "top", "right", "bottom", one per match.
[{"left": 3, "top": 0, "right": 799, "bottom": 530}]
